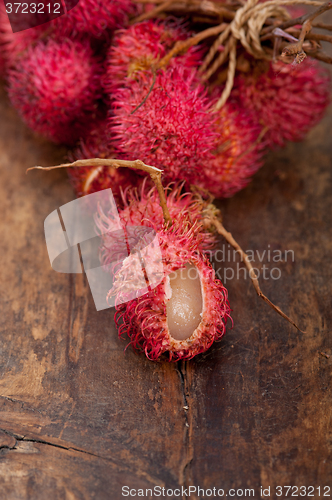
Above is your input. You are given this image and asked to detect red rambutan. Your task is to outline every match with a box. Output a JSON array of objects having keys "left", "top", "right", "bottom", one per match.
[
  {"left": 104, "top": 220, "right": 230, "bottom": 361},
  {"left": 104, "top": 19, "right": 203, "bottom": 95},
  {"left": 53, "top": 0, "right": 136, "bottom": 38},
  {"left": 7, "top": 37, "right": 103, "bottom": 145},
  {"left": 111, "top": 67, "right": 219, "bottom": 184},
  {"left": 233, "top": 59, "right": 331, "bottom": 148},
  {"left": 198, "top": 100, "right": 266, "bottom": 198}
]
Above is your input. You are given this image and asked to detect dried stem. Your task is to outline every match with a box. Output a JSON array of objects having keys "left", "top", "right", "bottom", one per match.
[
  {"left": 158, "top": 23, "right": 228, "bottom": 69},
  {"left": 27, "top": 159, "right": 172, "bottom": 225},
  {"left": 207, "top": 214, "right": 304, "bottom": 333},
  {"left": 132, "top": 0, "right": 175, "bottom": 24}
]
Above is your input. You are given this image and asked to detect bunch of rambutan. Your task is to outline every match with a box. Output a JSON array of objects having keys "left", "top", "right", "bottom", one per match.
[{"left": 4, "top": 0, "right": 331, "bottom": 360}]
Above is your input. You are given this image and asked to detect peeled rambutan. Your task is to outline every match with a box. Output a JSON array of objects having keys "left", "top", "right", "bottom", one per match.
[
  {"left": 233, "top": 59, "right": 331, "bottom": 148},
  {"left": 104, "top": 19, "right": 203, "bottom": 95},
  {"left": 7, "top": 37, "right": 103, "bottom": 145},
  {"left": 198, "top": 100, "right": 266, "bottom": 198},
  {"left": 68, "top": 120, "right": 139, "bottom": 199},
  {"left": 105, "top": 221, "right": 231, "bottom": 361},
  {"left": 111, "top": 67, "right": 219, "bottom": 184},
  {"left": 52, "top": 0, "right": 136, "bottom": 38}
]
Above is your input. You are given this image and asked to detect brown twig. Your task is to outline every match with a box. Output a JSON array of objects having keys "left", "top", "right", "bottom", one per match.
[
  {"left": 206, "top": 214, "right": 304, "bottom": 333},
  {"left": 27, "top": 159, "right": 172, "bottom": 225},
  {"left": 319, "top": 351, "right": 330, "bottom": 359},
  {"left": 262, "top": 0, "right": 332, "bottom": 35},
  {"left": 158, "top": 23, "right": 228, "bottom": 69},
  {"left": 132, "top": 0, "right": 175, "bottom": 24}
]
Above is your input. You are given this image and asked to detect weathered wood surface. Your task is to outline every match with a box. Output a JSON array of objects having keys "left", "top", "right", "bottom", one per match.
[{"left": 0, "top": 79, "right": 331, "bottom": 500}]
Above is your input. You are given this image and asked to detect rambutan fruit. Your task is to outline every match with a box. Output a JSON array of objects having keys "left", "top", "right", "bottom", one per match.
[
  {"left": 233, "top": 59, "right": 331, "bottom": 148},
  {"left": 105, "top": 221, "right": 231, "bottom": 361},
  {"left": 7, "top": 37, "right": 103, "bottom": 145},
  {"left": 111, "top": 66, "right": 219, "bottom": 184},
  {"left": 68, "top": 121, "right": 139, "bottom": 199},
  {"left": 198, "top": 100, "right": 266, "bottom": 198},
  {"left": 53, "top": 0, "right": 136, "bottom": 38},
  {"left": 104, "top": 19, "right": 203, "bottom": 95}
]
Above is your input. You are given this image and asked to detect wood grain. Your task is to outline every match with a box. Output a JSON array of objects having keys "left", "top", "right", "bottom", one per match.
[{"left": 0, "top": 80, "right": 331, "bottom": 499}]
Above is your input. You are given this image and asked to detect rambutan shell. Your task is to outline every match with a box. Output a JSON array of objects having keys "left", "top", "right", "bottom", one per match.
[
  {"left": 109, "top": 223, "right": 231, "bottom": 361},
  {"left": 104, "top": 19, "right": 203, "bottom": 95},
  {"left": 7, "top": 37, "right": 103, "bottom": 145},
  {"left": 197, "top": 100, "right": 266, "bottom": 198},
  {"left": 233, "top": 59, "right": 331, "bottom": 148},
  {"left": 110, "top": 66, "right": 219, "bottom": 184},
  {"left": 53, "top": 0, "right": 136, "bottom": 38}
]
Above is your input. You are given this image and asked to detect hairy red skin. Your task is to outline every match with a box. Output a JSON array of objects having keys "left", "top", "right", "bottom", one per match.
[
  {"left": 104, "top": 19, "right": 204, "bottom": 95},
  {"left": 95, "top": 187, "right": 230, "bottom": 361},
  {"left": 96, "top": 182, "right": 217, "bottom": 253},
  {"left": 53, "top": 0, "right": 137, "bottom": 38},
  {"left": 198, "top": 100, "right": 266, "bottom": 198},
  {"left": 8, "top": 37, "right": 103, "bottom": 145},
  {"left": 233, "top": 59, "right": 331, "bottom": 148},
  {"left": 111, "top": 67, "right": 219, "bottom": 185},
  {"left": 110, "top": 224, "right": 231, "bottom": 361}
]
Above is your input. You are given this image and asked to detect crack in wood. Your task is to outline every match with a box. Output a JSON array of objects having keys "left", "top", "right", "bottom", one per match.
[
  {"left": 0, "top": 427, "right": 120, "bottom": 464},
  {"left": 176, "top": 361, "right": 195, "bottom": 500}
]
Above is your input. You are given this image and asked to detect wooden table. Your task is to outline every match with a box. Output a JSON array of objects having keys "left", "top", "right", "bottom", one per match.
[{"left": 0, "top": 81, "right": 331, "bottom": 500}]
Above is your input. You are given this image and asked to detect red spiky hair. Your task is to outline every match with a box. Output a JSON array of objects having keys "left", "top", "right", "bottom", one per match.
[
  {"left": 109, "top": 222, "right": 231, "bottom": 361},
  {"left": 199, "top": 99, "right": 266, "bottom": 198},
  {"left": 233, "top": 59, "right": 331, "bottom": 148},
  {"left": 8, "top": 37, "right": 103, "bottom": 145},
  {"left": 104, "top": 19, "right": 203, "bottom": 95},
  {"left": 110, "top": 66, "right": 219, "bottom": 184}
]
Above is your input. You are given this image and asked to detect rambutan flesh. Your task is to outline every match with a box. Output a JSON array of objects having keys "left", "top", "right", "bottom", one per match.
[
  {"left": 8, "top": 37, "right": 103, "bottom": 145},
  {"left": 107, "top": 222, "right": 231, "bottom": 361},
  {"left": 234, "top": 59, "right": 331, "bottom": 148},
  {"left": 104, "top": 19, "right": 203, "bottom": 95},
  {"left": 53, "top": 0, "right": 136, "bottom": 38},
  {"left": 68, "top": 121, "right": 139, "bottom": 199},
  {"left": 111, "top": 67, "right": 219, "bottom": 184},
  {"left": 199, "top": 100, "right": 266, "bottom": 198}
]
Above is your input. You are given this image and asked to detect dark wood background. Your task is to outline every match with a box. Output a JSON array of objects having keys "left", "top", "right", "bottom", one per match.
[{"left": 0, "top": 75, "right": 331, "bottom": 500}]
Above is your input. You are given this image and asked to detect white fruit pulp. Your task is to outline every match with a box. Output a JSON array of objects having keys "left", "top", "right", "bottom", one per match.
[{"left": 166, "top": 263, "right": 203, "bottom": 341}]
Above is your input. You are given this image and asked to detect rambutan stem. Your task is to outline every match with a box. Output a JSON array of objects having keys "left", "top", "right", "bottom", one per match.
[
  {"left": 208, "top": 215, "right": 305, "bottom": 333},
  {"left": 27, "top": 158, "right": 172, "bottom": 225}
]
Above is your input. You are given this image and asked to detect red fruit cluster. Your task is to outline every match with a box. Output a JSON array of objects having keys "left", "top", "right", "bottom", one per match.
[{"left": 1, "top": 3, "right": 330, "bottom": 360}]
